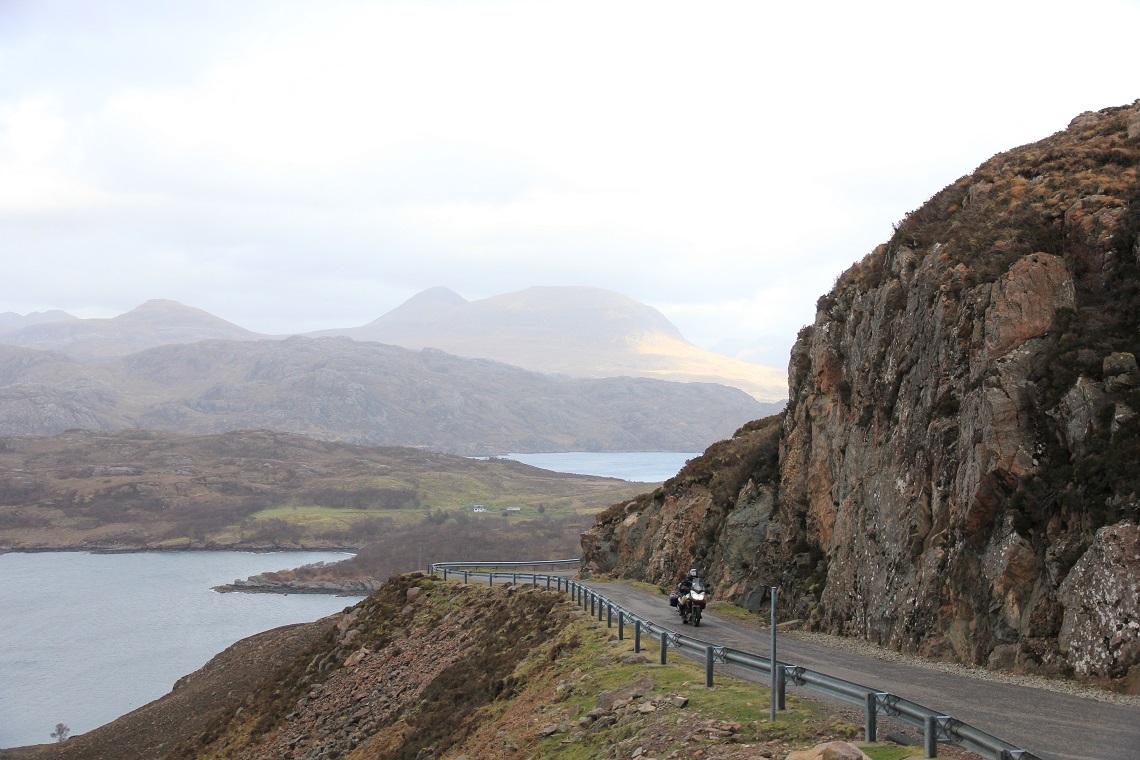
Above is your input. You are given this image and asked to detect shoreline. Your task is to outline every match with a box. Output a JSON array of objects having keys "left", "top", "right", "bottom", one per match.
[{"left": 0, "top": 542, "right": 363, "bottom": 556}]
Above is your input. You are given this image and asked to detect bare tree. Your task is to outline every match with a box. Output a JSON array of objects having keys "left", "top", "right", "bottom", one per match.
[{"left": 50, "top": 723, "right": 70, "bottom": 742}]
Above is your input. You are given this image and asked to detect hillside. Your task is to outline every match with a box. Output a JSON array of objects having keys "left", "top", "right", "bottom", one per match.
[
  {"left": 0, "top": 337, "right": 764, "bottom": 454},
  {"left": 582, "top": 101, "right": 1140, "bottom": 692},
  {"left": 0, "top": 575, "right": 899, "bottom": 760},
  {"left": 316, "top": 286, "right": 789, "bottom": 403},
  {"left": 0, "top": 429, "right": 650, "bottom": 554}
]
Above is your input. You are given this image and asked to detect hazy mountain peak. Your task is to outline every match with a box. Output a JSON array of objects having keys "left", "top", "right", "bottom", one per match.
[
  {"left": 118, "top": 299, "right": 237, "bottom": 323},
  {"left": 369, "top": 287, "right": 468, "bottom": 327},
  {"left": 317, "top": 285, "right": 787, "bottom": 401},
  {"left": 0, "top": 309, "right": 76, "bottom": 333},
  {"left": 0, "top": 299, "right": 263, "bottom": 359}
]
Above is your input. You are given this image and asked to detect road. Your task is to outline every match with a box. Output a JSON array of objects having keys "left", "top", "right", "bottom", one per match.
[{"left": 581, "top": 580, "right": 1140, "bottom": 760}]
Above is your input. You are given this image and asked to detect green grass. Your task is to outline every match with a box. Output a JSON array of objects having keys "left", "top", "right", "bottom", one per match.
[
  {"left": 527, "top": 622, "right": 862, "bottom": 759},
  {"left": 864, "top": 745, "right": 923, "bottom": 760}
]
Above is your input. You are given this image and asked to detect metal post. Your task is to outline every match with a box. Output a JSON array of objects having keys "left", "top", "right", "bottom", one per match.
[
  {"left": 618, "top": 610, "right": 624, "bottom": 640},
  {"left": 924, "top": 714, "right": 937, "bottom": 757},
  {"left": 512, "top": 572, "right": 517, "bottom": 586},
  {"left": 442, "top": 567, "right": 448, "bottom": 581},
  {"left": 770, "top": 586, "right": 777, "bottom": 722},
  {"left": 546, "top": 575, "right": 551, "bottom": 590},
  {"left": 463, "top": 571, "right": 468, "bottom": 584},
  {"left": 634, "top": 620, "right": 641, "bottom": 653},
  {"left": 705, "top": 646, "right": 714, "bottom": 687},
  {"left": 590, "top": 592, "right": 596, "bottom": 616},
  {"left": 489, "top": 573, "right": 494, "bottom": 587},
  {"left": 865, "top": 692, "right": 878, "bottom": 743},
  {"left": 532, "top": 573, "right": 537, "bottom": 588},
  {"left": 606, "top": 603, "right": 612, "bottom": 627},
  {"left": 660, "top": 631, "right": 668, "bottom": 664}
]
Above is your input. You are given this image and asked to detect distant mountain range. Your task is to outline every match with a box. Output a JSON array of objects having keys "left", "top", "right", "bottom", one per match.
[
  {"left": 0, "top": 338, "right": 774, "bottom": 455},
  {"left": 0, "top": 288, "right": 785, "bottom": 453},
  {"left": 0, "top": 288, "right": 787, "bottom": 402},
  {"left": 0, "top": 299, "right": 260, "bottom": 359}
]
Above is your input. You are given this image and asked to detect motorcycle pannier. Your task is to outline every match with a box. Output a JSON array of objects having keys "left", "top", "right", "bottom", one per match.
[{"left": 669, "top": 592, "right": 679, "bottom": 607}]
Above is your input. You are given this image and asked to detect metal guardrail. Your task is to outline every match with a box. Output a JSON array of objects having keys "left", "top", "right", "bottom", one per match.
[{"left": 428, "top": 560, "right": 1041, "bottom": 760}]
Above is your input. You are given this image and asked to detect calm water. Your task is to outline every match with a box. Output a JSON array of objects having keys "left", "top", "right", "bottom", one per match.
[
  {"left": 0, "top": 551, "right": 361, "bottom": 748},
  {"left": 497, "top": 451, "right": 698, "bottom": 482},
  {"left": 0, "top": 453, "right": 695, "bottom": 748}
]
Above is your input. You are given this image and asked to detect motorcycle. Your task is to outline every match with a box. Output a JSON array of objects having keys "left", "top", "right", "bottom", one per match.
[{"left": 670, "top": 578, "right": 709, "bottom": 626}]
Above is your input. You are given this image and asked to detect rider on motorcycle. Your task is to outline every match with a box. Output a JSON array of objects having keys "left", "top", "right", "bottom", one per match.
[{"left": 675, "top": 568, "right": 709, "bottom": 625}]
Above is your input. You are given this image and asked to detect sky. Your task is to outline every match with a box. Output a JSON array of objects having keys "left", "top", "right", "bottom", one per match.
[{"left": 2, "top": 0, "right": 1138, "bottom": 367}]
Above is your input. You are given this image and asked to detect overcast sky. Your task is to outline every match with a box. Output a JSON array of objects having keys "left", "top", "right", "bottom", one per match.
[{"left": 2, "top": 0, "right": 1138, "bottom": 366}]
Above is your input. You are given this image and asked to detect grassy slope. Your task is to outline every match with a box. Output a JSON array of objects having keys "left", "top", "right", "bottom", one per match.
[{"left": 0, "top": 430, "right": 649, "bottom": 550}]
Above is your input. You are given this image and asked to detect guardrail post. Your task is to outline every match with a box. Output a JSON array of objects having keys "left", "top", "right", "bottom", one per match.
[
  {"left": 488, "top": 573, "right": 494, "bottom": 587},
  {"left": 442, "top": 567, "right": 448, "bottom": 581},
  {"left": 546, "top": 575, "right": 551, "bottom": 590},
  {"left": 660, "top": 631, "right": 668, "bottom": 664},
  {"left": 705, "top": 646, "right": 715, "bottom": 687},
  {"left": 463, "top": 571, "right": 468, "bottom": 584},
  {"left": 591, "top": 592, "right": 597, "bottom": 617},
  {"left": 776, "top": 664, "right": 786, "bottom": 710},
  {"left": 606, "top": 603, "right": 612, "bottom": 627},
  {"left": 618, "top": 610, "right": 624, "bottom": 640},
  {"left": 865, "top": 692, "right": 877, "bottom": 742},
  {"left": 924, "top": 715, "right": 938, "bottom": 758},
  {"left": 512, "top": 572, "right": 517, "bottom": 586},
  {"left": 634, "top": 620, "right": 641, "bottom": 652}
]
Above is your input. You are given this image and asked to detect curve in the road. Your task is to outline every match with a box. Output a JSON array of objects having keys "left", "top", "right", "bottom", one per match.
[{"left": 583, "top": 579, "right": 1140, "bottom": 760}]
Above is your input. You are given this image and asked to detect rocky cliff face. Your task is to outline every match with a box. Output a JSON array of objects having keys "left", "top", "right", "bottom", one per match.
[{"left": 583, "top": 101, "right": 1140, "bottom": 690}]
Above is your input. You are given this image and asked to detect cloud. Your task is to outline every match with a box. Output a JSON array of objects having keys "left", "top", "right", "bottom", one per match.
[{"left": 1, "top": 0, "right": 1138, "bottom": 349}]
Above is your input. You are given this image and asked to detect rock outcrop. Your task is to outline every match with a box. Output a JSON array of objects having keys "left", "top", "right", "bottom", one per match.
[{"left": 583, "top": 101, "right": 1140, "bottom": 690}]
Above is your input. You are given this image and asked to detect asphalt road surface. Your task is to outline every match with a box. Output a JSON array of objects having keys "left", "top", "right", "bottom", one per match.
[{"left": 581, "top": 580, "right": 1140, "bottom": 760}]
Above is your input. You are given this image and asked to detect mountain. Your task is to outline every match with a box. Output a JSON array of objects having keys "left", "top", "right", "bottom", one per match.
[
  {"left": 0, "top": 299, "right": 263, "bottom": 359},
  {"left": 582, "top": 101, "right": 1140, "bottom": 692},
  {"left": 0, "top": 336, "right": 765, "bottom": 454},
  {"left": 0, "top": 310, "right": 75, "bottom": 333},
  {"left": 314, "top": 286, "right": 788, "bottom": 403}
]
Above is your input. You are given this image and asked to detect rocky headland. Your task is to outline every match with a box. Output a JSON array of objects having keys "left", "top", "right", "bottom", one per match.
[
  {"left": 212, "top": 573, "right": 383, "bottom": 596},
  {"left": 582, "top": 101, "right": 1140, "bottom": 692}
]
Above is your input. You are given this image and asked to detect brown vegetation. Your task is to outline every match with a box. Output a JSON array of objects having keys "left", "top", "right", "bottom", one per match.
[{"left": 0, "top": 429, "right": 648, "bottom": 551}]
